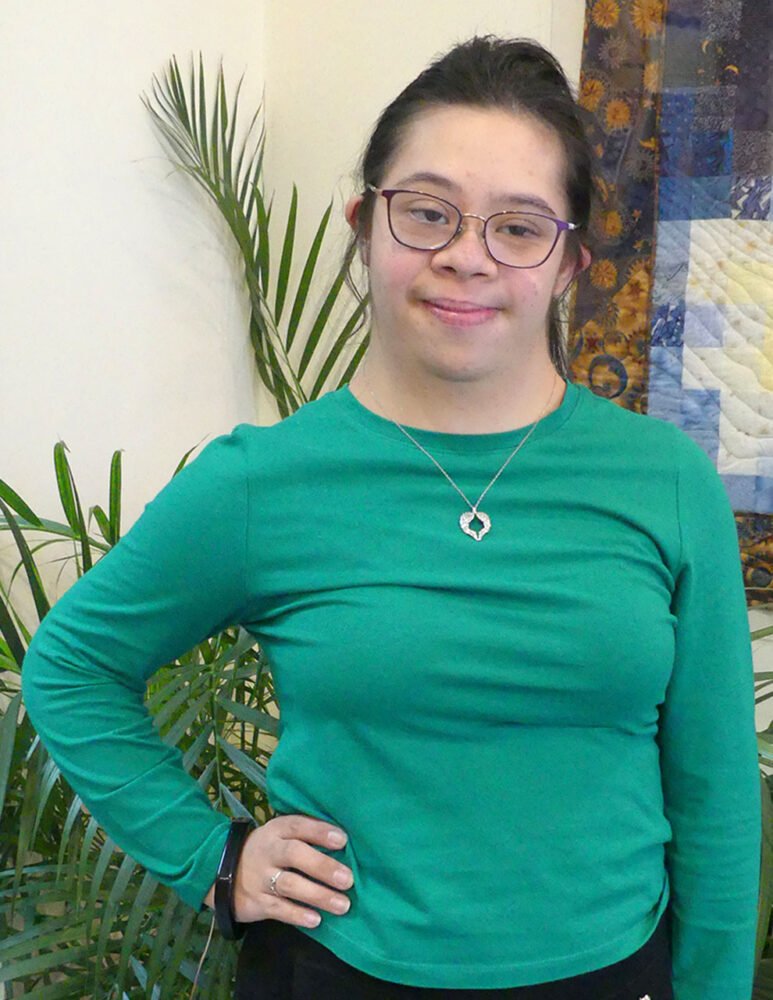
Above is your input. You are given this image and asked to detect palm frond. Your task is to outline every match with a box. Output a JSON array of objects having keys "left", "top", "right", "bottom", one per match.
[{"left": 142, "top": 54, "right": 367, "bottom": 417}]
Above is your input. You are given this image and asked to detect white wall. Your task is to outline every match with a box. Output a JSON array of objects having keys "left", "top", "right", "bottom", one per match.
[{"left": 0, "top": 1, "right": 265, "bottom": 530}]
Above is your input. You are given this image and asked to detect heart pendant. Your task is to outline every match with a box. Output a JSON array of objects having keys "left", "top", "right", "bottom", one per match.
[{"left": 459, "top": 509, "right": 491, "bottom": 541}]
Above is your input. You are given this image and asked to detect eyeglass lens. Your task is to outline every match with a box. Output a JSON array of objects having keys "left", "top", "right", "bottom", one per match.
[{"left": 387, "top": 191, "right": 561, "bottom": 267}]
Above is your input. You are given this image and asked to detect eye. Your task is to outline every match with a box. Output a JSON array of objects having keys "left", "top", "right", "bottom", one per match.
[
  {"left": 392, "top": 192, "right": 456, "bottom": 228},
  {"left": 408, "top": 204, "right": 450, "bottom": 225},
  {"left": 496, "top": 217, "right": 543, "bottom": 239}
]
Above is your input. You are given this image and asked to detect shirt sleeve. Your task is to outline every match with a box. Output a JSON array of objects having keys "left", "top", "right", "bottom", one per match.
[
  {"left": 658, "top": 434, "right": 761, "bottom": 999},
  {"left": 21, "top": 429, "right": 253, "bottom": 910}
]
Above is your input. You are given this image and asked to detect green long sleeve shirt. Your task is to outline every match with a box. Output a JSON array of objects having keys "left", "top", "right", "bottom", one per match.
[{"left": 22, "top": 381, "right": 761, "bottom": 994}]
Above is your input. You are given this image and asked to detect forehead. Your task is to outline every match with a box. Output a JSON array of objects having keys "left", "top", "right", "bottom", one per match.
[{"left": 384, "top": 105, "right": 569, "bottom": 215}]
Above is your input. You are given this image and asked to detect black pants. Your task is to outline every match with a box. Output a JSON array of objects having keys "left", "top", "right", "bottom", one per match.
[{"left": 235, "top": 910, "right": 673, "bottom": 1000}]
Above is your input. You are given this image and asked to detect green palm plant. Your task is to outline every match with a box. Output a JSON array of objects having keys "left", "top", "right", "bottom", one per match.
[
  {"left": 142, "top": 55, "right": 369, "bottom": 419},
  {"left": 0, "top": 444, "right": 277, "bottom": 998}
]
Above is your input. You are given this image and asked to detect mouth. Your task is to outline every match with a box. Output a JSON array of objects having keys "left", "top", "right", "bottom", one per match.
[{"left": 422, "top": 298, "right": 501, "bottom": 327}]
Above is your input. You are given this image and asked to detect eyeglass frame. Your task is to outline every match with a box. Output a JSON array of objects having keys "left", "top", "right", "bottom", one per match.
[{"left": 365, "top": 184, "right": 578, "bottom": 270}]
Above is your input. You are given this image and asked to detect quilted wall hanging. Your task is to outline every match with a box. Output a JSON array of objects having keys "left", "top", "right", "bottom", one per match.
[{"left": 570, "top": 0, "right": 773, "bottom": 603}]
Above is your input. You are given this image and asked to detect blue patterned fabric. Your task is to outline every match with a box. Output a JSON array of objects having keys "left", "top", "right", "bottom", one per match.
[{"left": 647, "top": 0, "right": 772, "bottom": 514}]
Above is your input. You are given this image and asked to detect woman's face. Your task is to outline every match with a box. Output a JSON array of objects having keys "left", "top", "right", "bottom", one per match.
[{"left": 347, "top": 105, "right": 585, "bottom": 388}]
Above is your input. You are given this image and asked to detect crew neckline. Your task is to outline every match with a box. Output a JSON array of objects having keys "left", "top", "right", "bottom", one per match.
[{"left": 335, "top": 380, "right": 582, "bottom": 455}]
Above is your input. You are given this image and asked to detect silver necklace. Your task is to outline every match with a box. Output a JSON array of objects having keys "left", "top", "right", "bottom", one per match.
[{"left": 365, "top": 375, "right": 558, "bottom": 541}]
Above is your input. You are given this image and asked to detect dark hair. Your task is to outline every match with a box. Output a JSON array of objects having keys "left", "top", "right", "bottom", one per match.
[{"left": 346, "top": 36, "right": 593, "bottom": 375}]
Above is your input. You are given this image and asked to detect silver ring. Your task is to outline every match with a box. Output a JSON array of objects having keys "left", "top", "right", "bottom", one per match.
[{"left": 268, "top": 869, "right": 284, "bottom": 897}]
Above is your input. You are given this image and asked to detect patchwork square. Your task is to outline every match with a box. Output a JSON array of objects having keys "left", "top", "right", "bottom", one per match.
[
  {"left": 695, "top": 86, "right": 737, "bottom": 130},
  {"left": 730, "top": 176, "right": 772, "bottom": 219},
  {"left": 722, "top": 475, "right": 773, "bottom": 512},
  {"left": 690, "top": 130, "right": 732, "bottom": 177},
  {"left": 682, "top": 388, "right": 721, "bottom": 463},
  {"left": 683, "top": 302, "right": 726, "bottom": 347},
  {"left": 659, "top": 176, "right": 734, "bottom": 220},
  {"left": 691, "top": 176, "right": 733, "bottom": 217},
  {"left": 647, "top": 344, "right": 685, "bottom": 424},
  {"left": 652, "top": 301, "right": 686, "bottom": 345},
  {"left": 659, "top": 178, "right": 695, "bottom": 219},
  {"left": 704, "top": 0, "right": 743, "bottom": 38},
  {"left": 660, "top": 91, "right": 697, "bottom": 177},
  {"left": 652, "top": 221, "right": 691, "bottom": 304},
  {"left": 662, "top": 24, "right": 703, "bottom": 88},
  {"left": 732, "top": 131, "right": 773, "bottom": 174}
]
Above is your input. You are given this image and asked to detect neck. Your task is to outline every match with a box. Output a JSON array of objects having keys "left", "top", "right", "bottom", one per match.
[{"left": 349, "top": 350, "right": 563, "bottom": 435}]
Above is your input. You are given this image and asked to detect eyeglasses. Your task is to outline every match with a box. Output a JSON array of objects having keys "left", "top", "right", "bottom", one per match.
[{"left": 367, "top": 185, "right": 577, "bottom": 269}]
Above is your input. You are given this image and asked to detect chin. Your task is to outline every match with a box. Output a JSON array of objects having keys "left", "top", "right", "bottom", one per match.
[{"left": 423, "top": 357, "right": 501, "bottom": 384}]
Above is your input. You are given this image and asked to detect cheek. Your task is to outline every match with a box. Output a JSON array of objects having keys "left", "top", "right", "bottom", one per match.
[
  {"left": 368, "top": 243, "right": 425, "bottom": 309},
  {"left": 528, "top": 260, "right": 572, "bottom": 303},
  {"left": 505, "top": 271, "right": 546, "bottom": 308}
]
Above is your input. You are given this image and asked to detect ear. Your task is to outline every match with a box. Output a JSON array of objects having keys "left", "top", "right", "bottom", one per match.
[
  {"left": 345, "top": 194, "right": 369, "bottom": 266},
  {"left": 345, "top": 194, "right": 363, "bottom": 231},
  {"left": 576, "top": 243, "right": 592, "bottom": 275},
  {"left": 553, "top": 242, "right": 591, "bottom": 298}
]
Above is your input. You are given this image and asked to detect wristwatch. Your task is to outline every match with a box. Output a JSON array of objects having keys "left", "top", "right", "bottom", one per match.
[{"left": 214, "top": 818, "right": 256, "bottom": 940}]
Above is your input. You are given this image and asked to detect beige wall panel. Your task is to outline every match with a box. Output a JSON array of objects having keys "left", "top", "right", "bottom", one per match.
[{"left": 0, "top": 1, "right": 265, "bottom": 531}]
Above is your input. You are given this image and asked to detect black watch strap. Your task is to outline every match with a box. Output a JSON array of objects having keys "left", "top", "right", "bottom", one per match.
[{"left": 214, "top": 818, "right": 256, "bottom": 940}]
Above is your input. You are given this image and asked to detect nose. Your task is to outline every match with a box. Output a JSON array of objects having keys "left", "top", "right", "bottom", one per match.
[{"left": 430, "top": 214, "right": 498, "bottom": 276}]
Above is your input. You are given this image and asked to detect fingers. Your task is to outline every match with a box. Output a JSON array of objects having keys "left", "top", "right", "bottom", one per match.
[
  {"left": 231, "top": 814, "right": 354, "bottom": 929},
  {"left": 261, "top": 882, "right": 333, "bottom": 929},
  {"left": 269, "top": 868, "right": 351, "bottom": 920},
  {"left": 278, "top": 814, "right": 348, "bottom": 850},
  {"left": 278, "top": 837, "right": 353, "bottom": 890}
]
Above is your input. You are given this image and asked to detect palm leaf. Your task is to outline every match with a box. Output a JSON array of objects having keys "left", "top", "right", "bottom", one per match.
[
  {"left": 90, "top": 504, "right": 114, "bottom": 549},
  {"left": 296, "top": 256, "right": 352, "bottom": 381},
  {"left": 0, "top": 693, "right": 22, "bottom": 821},
  {"left": 284, "top": 201, "right": 333, "bottom": 354},
  {"left": 0, "top": 480, "right": 42, "bottom": 526},
  {"left": 216, "top": 694, "right": 279, "bottom": 736},
  {"left": 0, "top": 497, "right": 51, "bottom": 624},
  {"left": 0, "top": 584, "right": 26, "bottom": 668},
  {"left": 337, "top": 330, "right": 371, "bottom": 388},
  {"left": 308, "top": 294, "right": 369, "bottom": 398},
  {"left": 274, "top": 185, "right": 298, "bottom": 324},
  {"left": 108, "top": 449, "right": 123, "bottom": 544},
  {"left": 757, "top": 773, "right": 773, "bottom": 969},
  {"left": 143, "top": 56, "right": 308, "bottom": 412},
  {"left": 143, "top": 55, "right": 366, "bottom": 419},
  {"left": 53, "top": 443, "right": 92, "bottom": 574}
]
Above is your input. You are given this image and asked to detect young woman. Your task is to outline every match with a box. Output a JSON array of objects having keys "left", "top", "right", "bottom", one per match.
[{"left": 22, "top": 37, "right": 760, "bottom": 1000}]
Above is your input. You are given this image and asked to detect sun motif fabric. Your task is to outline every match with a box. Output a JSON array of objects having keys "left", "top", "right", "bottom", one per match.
[
  {"left": 570, "top": 0, "right": 665, "bottom": 412},
  {"left": 631, "top": 0, "right": 664, "bottom": 38},
  {"left": 591, "top": 0, "right": 621, "bottom": 30},
  {"left": 570, "top": 0, "right": 773, "bottom": 603}
]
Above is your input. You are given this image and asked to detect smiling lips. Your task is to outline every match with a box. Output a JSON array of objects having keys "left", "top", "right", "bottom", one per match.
[{"left": 423, "top": 297, "right": 501, "bottom": 327}]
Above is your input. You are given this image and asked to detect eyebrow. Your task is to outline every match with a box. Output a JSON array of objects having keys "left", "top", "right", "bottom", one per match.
[{"left": 391, "top": 171, "right": 561, "bottom": 217}]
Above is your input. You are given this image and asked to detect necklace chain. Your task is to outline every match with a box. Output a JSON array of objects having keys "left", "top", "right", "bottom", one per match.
[{"left": 363, "top": 374, "right": 558, "bottom": 539}]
